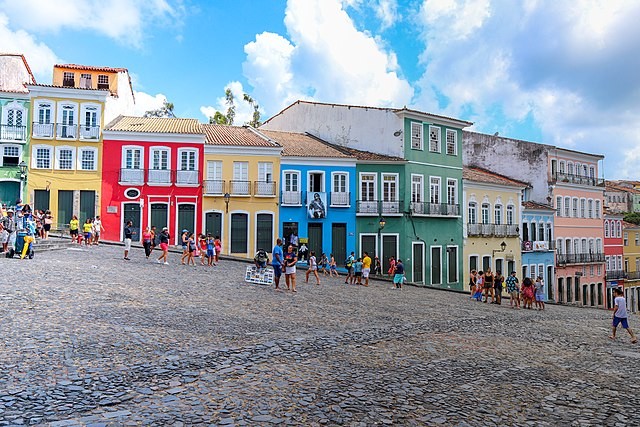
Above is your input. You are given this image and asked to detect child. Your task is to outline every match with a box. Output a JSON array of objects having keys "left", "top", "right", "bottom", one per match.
[
  {"left": 305, "top": 250, "right": 320, "bottom": 285},
  {"left": 329, "top": 254, "right": 339, "bottom": 277},
  {"left": 186, "top": 233, "right": 196, "bottom": 266},
  {"left": 610, "top": 288, "right": 638, "bottom": 343},
  {"left": 534, "top": 276, "right": 545, "bottom": 310},
  {"left": 199, "top": 234, "right": 207, "bottom": 266},
  {"left": 320, "top": 253, "right": 328, "bottom": 275},
  {"left": 206, "top": 234, "right": 216, "bottom": 266},
  {"left": 473, "top": 271, "right": 484, "bottom": 301},
  {"left": 392, "top": 259, "right": 404, "bottom": 289},
  {"left": 353, "top": 258, "right": 363, "bottom": 285},
  {"left": 82, "top": 218, "right": 93, "bottom": 246}
]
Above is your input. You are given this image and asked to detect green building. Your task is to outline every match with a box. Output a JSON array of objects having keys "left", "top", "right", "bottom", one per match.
[
  {"left": 261, "top": 101, "right": 472, "bottom": 289},
  {"left": 0, "top": 54, "right": 35, "bottom": 205}
]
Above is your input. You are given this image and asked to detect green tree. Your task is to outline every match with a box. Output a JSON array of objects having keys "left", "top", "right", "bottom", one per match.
[
  {"left": 144, "top": 101, "right": 176, "bottom": 118},
  {"left": 624, "top": 212, "right": 640, "bottom": 225},
  {"left": 207, "top": 89, "right": 261, "bottom": 127}
]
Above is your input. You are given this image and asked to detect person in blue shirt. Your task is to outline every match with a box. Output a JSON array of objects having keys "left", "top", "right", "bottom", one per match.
[
  {"left": 393, "top": 259, "right": 405, "bottom": 289},
  {"left": 206, "top": 234, "right": 216, "bottom": 266},
  {"left": 272, "top": 238, "right": 284, "bottom": 291},
  {"left": 353, "top": 258, "right": 363, "bottom": 285}
]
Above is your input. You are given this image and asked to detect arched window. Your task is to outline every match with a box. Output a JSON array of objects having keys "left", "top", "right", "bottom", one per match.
[
  {"left": 506, "top": 205, "right": 515, "bottom": 225},
  {"left": 494, "top": 204, "right": 502, "bottom": 225},
  {"left": 481, "top": 203, "right": 490, "bottom": 224},
  {"left": 564, "top": 197, "right": 570, "bottom": 217},
  {"left": 572, "top": 197, "right": 578, "bottom": 217},
  {"left": 604, "top": 220, "right": 610, "bottom": 238},
  {"left": 587, "top": 199, "right": 594, "bottom": 218}
]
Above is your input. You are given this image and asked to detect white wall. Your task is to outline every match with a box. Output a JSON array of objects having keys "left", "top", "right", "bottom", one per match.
[
  {"left": 104, "top": 71, "right": 136, "bottom": 123},
  {"left": 262, "top": 102, "right": 404, "bottom": 157}
]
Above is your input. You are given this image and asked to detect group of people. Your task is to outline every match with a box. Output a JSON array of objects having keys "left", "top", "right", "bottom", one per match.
[
  {"left": 469, "top": 269, "right": 546, "bottom": 310},
  {"left": 68, "top": 215, "right": 104, "bottom": 246},
  {"left": 1, "top": 201, "right": 39, "bottom": 257}
]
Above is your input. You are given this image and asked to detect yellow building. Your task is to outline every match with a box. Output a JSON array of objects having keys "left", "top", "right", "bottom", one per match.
[
  {"left": 201, "top": 124, "right": 281, "bottom": 259},
  {"left": 623, "top": 221, "right": 640, "bottom": 313},
  {"left": 26, "top": 83, "right": 108, "bottom": 226},
  {"left": 463, "top": 167, "right": 528, "bottom": 285}
]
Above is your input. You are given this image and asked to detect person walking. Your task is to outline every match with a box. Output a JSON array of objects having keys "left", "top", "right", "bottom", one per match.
[
  {"left": 505, "top": 271, "right": 520, "bottom": 309},
  {"left": 123, "top": 220, "right": 134, "bottom": 260},
  {"left": 284, "top": 244, "right": 298, "bottom": 292},
  {"left": 142, "top": 226, "right": 153, "bottom": 259},
  {"left": 329, "top": 253, "right": 339, "bottom": 277},
  {"left": 69, "top": 215, "right": 79, "bottom": 243},
  {"left": 344, "top": 251, "right": 355, "bottom": 284},
  {"left": 493, "top": 270, "right": 504, "bottom": 305},
  {"left": 353, "top": 258, "right": 363, "bottom": 285},
  {"left": 92, "top": 216, "right": 105, "bottom": 245},
  {"left": 156, "top": 227, "right": 170, "bottom": 265},
  {"left": 82, "top": 218, "right": 93, "bottom": 246},
  {"left": 214, "top": 236, "right": 222, "bottom": 263},
  {"left": 392, "top": 259, "right": 405, "bottom": 289},
  {"left": 272, "top": 238, "right": 284, "bottom": 290},
  {"left": 374, "top": 256, "right": 381, "bottom": 276},
  {"left": 186, "top": 232, "right": 197, "bottom": 266},
  {"left": 521, "top": 277, "right": 535, "bottom": 309},
  {"left": 43, "top": 210, "right": 53, "bottom": 239},
  {"left": 320, "top": 253, "right": 329, "bottom": 275},
  {"left": 362, "top": 251, "right": 372, "bottom": 287},
  {"left": 609, "top": 287, "right": 638, "bottom": 343},
  {"left": 180, "top": 229, "right": 189, "bottom": 265},
  {"left": 534, "top": 276, "right": 545, "bottom": 310},
  {"left": 206, "top": 234, "right": 216, "bottom": 266},
  {"left": 388, "top": 256, "right": 396, "bottom": 277},
  {"left": 483, "top": 267, "right": 494, "bottom": 303},
  {"left": 305, "top": 250, "right": 320, "bottom": 285},
  {"left": 469, "top": 269, "right": 478, "bottom": 299}
]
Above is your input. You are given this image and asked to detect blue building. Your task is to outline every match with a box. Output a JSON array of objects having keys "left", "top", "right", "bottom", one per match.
[
  {"left": 521, "top": 201, "right": 556, "bottom": 301},
  {"left": 260, "top": 130, "right": 356, "bottom": 265}
]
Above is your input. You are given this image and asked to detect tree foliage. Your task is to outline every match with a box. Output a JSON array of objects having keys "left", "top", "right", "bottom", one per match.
[
  {"left": 208, "top": 89, "right": 261, "bottom": 127},
  {"left": 624, "top": 212, "right": 640, "bottom": 225},
  {"left": 144, "top": 101, "right": 176, "bottom": 118}
]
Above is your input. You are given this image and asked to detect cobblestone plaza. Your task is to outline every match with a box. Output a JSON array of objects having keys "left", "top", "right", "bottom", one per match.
[{"left": 1, "top": 245, "right": 639, "bottom": 426}]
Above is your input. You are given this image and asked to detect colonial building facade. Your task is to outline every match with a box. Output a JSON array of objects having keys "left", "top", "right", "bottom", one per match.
[{"left": 521, "top": 201, "right": 556, "bottom": 301}]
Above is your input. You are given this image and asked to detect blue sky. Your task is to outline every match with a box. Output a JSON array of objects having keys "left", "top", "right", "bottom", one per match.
[{"left": 1, "top": 0, "right": 639, "bottom": 178}]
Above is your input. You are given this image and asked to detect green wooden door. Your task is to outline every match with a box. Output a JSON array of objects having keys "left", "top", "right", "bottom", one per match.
[
  {"left": 308, "top": 223, "right": 323, "bottom": 259},
  {"left": 79, "top": 190, "right": 95, "bottom": 222},
  {"left": 122, "top": 203, "right": 141, "bottom": 240},
  {"left": 331, "top": 223, "right": 346, "bottom": 264},
  {"left": 382, "top": 235, "right": 397, "bottom": 273},
  {"left": 57, "top": 190, "right": 74, "bottom": 225},
  {"left": 33, "top": 190, "right": 50, "bottom": 212},
  {"left": 205, "top": 212, "right": 222, "bottom": 238},
  {"left": 230, "top": 213, "right": 248, "bottom": 253},
  {"left": 150, "top": 203, "right": 168, "bottom": 230},
  {"left": 256, "top": 213, "right": 273, "bottom": 252},
  {"left": 0, "top": 181, "right": 20, "bottom": 206},
  {"left": 177, "top": 204, "right": 196, "bottom": 237}
]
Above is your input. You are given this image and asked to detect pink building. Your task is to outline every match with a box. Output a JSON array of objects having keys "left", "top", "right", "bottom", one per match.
[
  {"left": 550, "top": 149, "right": 605, "bottom": 307},
  {"left": 603, "top": 211, "right": 624, "bottom": 308}
]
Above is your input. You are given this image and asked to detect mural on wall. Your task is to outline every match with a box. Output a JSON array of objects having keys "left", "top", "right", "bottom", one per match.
[{"left": 307, "top": 192, "right": 326, "bottom": 219}]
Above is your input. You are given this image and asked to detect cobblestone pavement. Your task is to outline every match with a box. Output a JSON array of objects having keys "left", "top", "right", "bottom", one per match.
[{"left": 1, "top": 245, "right": 640, "bottom": 426}]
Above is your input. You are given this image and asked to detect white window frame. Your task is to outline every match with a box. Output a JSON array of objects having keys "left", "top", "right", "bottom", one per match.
[
  {"left": 587, "top": 199, "right": 594, "bottom": 219},
  {"left": 506, "top": 204, "right": 515, "bottom": 225},
  {"left": 595, "top": 200, "right": 601, "bottom": 219},
  {"left": 481, "top": 202, "right": 490, "bottom": 224},
  {"left": 308, "top": 170, "right": 325, "bottom": 193},
  {"left": 258, "top": 162, "right": 274, "bottom": 182},
  {"left": 428, "top": 125, "right": 441, "bottom": 153},
  {"left": 78, "top": 147, "right": 98, "bottom": 171},
  {"left": 494, "top": 204, "right": 503, "bottom": 225},
  {"left": 360, "top": 173, "right": 377, "bottom": 202},
  {"left": 572, "top": 197, "right": 579, "bottom": 217},
  {"left": 0, "top": 144, "right": 21, "bottom": 167},
  {"left": 149, "top": 146, "right": 171, "bottom": 171},
  {"left": 178, "top": 148, "right": 198, "bottom": 171},
  {"left": 564, "top": 196, "right": 570, "bottom": 217},
  {"left": 446, "top": 178, "right": 457, "bottom": 206},
  {"left": 468, "top": 202, "right": 477, "bottom": 224},
  {"left": 79, "top": 103, "right": 101, "bottom": 140},
  {"left": 604, "top": 220, "right": 610, "bottom": 238},
  {"left": 55, "top": 145, "right": 76, "bottom": 170},
  {"left": 282, "top": 170, "right": 301, "bottom": 205},
  {"left": 122, "top": 146, "right": 143, "bottom": 169},
  {"left": 32, "top": 144, "right": 53, "bottom": 169},
  {"left": 429, "top": 176, "right": 441, "bottom": 205},
  {"left": 556, "top": 196, "right": 562, "bottom": 216},
  {"left": 445, "top": 129, "right": 457, "bottom": 156},
  {"left": 410, "top": 122, "right": 423, "bottom": 150},
  {"left": 56, "top": 102, "right": 78, "bottom": 139},
  {"left": 382, "top": 173, "right": 399, "bottom": 202},
  {"left": 331, "top": 171, "right": 350, "bottom": 207}
]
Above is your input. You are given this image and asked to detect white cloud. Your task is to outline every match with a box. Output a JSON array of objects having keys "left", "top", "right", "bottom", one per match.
[
  {"left": 130, "top": 91, "right": 168, "bottom": 117},
  {"left": 0, "top": 0, "right": 184, "bottom": 48},
  {"left": 414, "top": 0, "right": 640, "bottom": 179},
  {"left": 200, "top": 81, "right": 262, "bottom": 126},
  {"left": 375, "top": 0, "right": 400, "bottom": 30},
  {"left": 0, "top": 13, "right": 60, "bottom": 81},
  {"left": 242, "top": 0, "right": 413, "bottom": 117}
]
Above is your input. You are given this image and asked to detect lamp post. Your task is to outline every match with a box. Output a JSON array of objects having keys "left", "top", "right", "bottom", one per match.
[
  {"left": 492, "top": 241, "right": 507, "bottom": 256},
  {"left": 18, "top": 161, "right": 27, "bottom": 181},
  {"left": 223, "top": 193, "right": 231, "bottom": 213}
]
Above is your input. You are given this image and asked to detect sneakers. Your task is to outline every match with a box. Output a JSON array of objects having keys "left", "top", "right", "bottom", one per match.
[
  {"left": 164, "top": 262, "right": 169, "bottom": 265},
  {"left": 157, "top": 259, "right": 162, "bottom": 264}
]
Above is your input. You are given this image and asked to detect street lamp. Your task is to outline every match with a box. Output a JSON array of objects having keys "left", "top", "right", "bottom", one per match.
[
  {"left": 223, "top": 192, "right": 231, "bottom": 213},
  {"left": 492, "top": 241, "right": 507, "bottom": 256},
  {"left": 18, "top": 161, "right": 27, "bottom": 181}
]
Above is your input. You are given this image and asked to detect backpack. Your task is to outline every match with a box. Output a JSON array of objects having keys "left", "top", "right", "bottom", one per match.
[{"left": 345, "top": 257, "right": 353, "bottom": 268}]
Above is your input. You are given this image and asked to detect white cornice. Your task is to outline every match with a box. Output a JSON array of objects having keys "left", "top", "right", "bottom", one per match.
[
  {"left": 396, "top": 110, "right": 472, "bottom": 129},
  {"left": 26, "top": 85, "right": 109, "bottom": 102},
  {"left": 281, "top": 157, "right": 356, "bottom": 167}
]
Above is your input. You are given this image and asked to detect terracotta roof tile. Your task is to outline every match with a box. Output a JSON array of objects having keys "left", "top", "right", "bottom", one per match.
[
  {"left": 202, "top": 124, "right": 280, "bottom": 147},
  {"left": 259, "top": 130, "right": 352, "bottom": 158},
  {"left": 522, "top": 201, "right": 554, "bottom": 211},
  {"left": 55, "top": 63, "right": 128, "bottom": 73},
  {"left": 334, "top": 145, "right": 405, "bottom": 162},
  {"left": 105, "top": 116, "right": 202, "bottom": 134},
  {"left": 623, "top": 221, "right": 640, "bottom": 229},
  {"left": 463, "top": 166, "right": 530, "bottom": 188}
]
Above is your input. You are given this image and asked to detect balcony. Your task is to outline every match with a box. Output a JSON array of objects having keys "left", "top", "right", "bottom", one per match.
[
  {"left": 32, "top": 122, "right": 54, "bottom": 138},
  {"left": 357, "top": 200, "right": 380, "bottom": 215},
  {"left": 0, "top": 124, "right": 27, "bottom": 141},
  {"left": 56, "top": 124, "right": 77, "bottom": 139},
  {"left": 330, "top": 191, "right": 350, "bottom": 206},
  {"left": 120, "top": 168, "right": 144, "bottom": 184},
  {"left": 254, "top": 181, "right": 276, "bottom": 197},
  {"left": 176, "top": 169, "right": 199, "bottom": 185},
  {"left": 606, "top": 270, "right": 626, "bottom": 280},
  {"left": 625, "top": 271, "right": 640, "bottom": 280},
  {"left": 204, "top": 180, "right": 225, "bottom": 196},
  {"left": 522, "top": 240, "right": 556, "bottom": 251},
  {"left": 556, "top": 253, "right": 605, "bottom": 265},
  {"left": 79, "top": 125, "right": 100, "bottom": 140},
  {"left": 381, "top": 200, "right": 402, "bottom": 215},
  {"left": 230, "top": 180, "right": 250, "bottom": 196},
  {"left": 552, "top": 172, "right": 604, "bottom": 187},
  {"left": 468, "top": 223, "right": 519, "bottom": 237},
  {"left": 147, "top": 169, "right": 172, "bottom": 185},
  {"left": 411, "top": 202, "right": 460, "bottom": 216},
  {"left": 282, "top": 191, "right": 302, "bottom": 206}
]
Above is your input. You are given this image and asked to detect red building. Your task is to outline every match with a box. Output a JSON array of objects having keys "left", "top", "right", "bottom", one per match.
[
  {"left": 101, "top": 116, "right": 204, "bottom": 244},
  {"left": 604, "top": 210, "right": 624, "bottom": 308}
]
